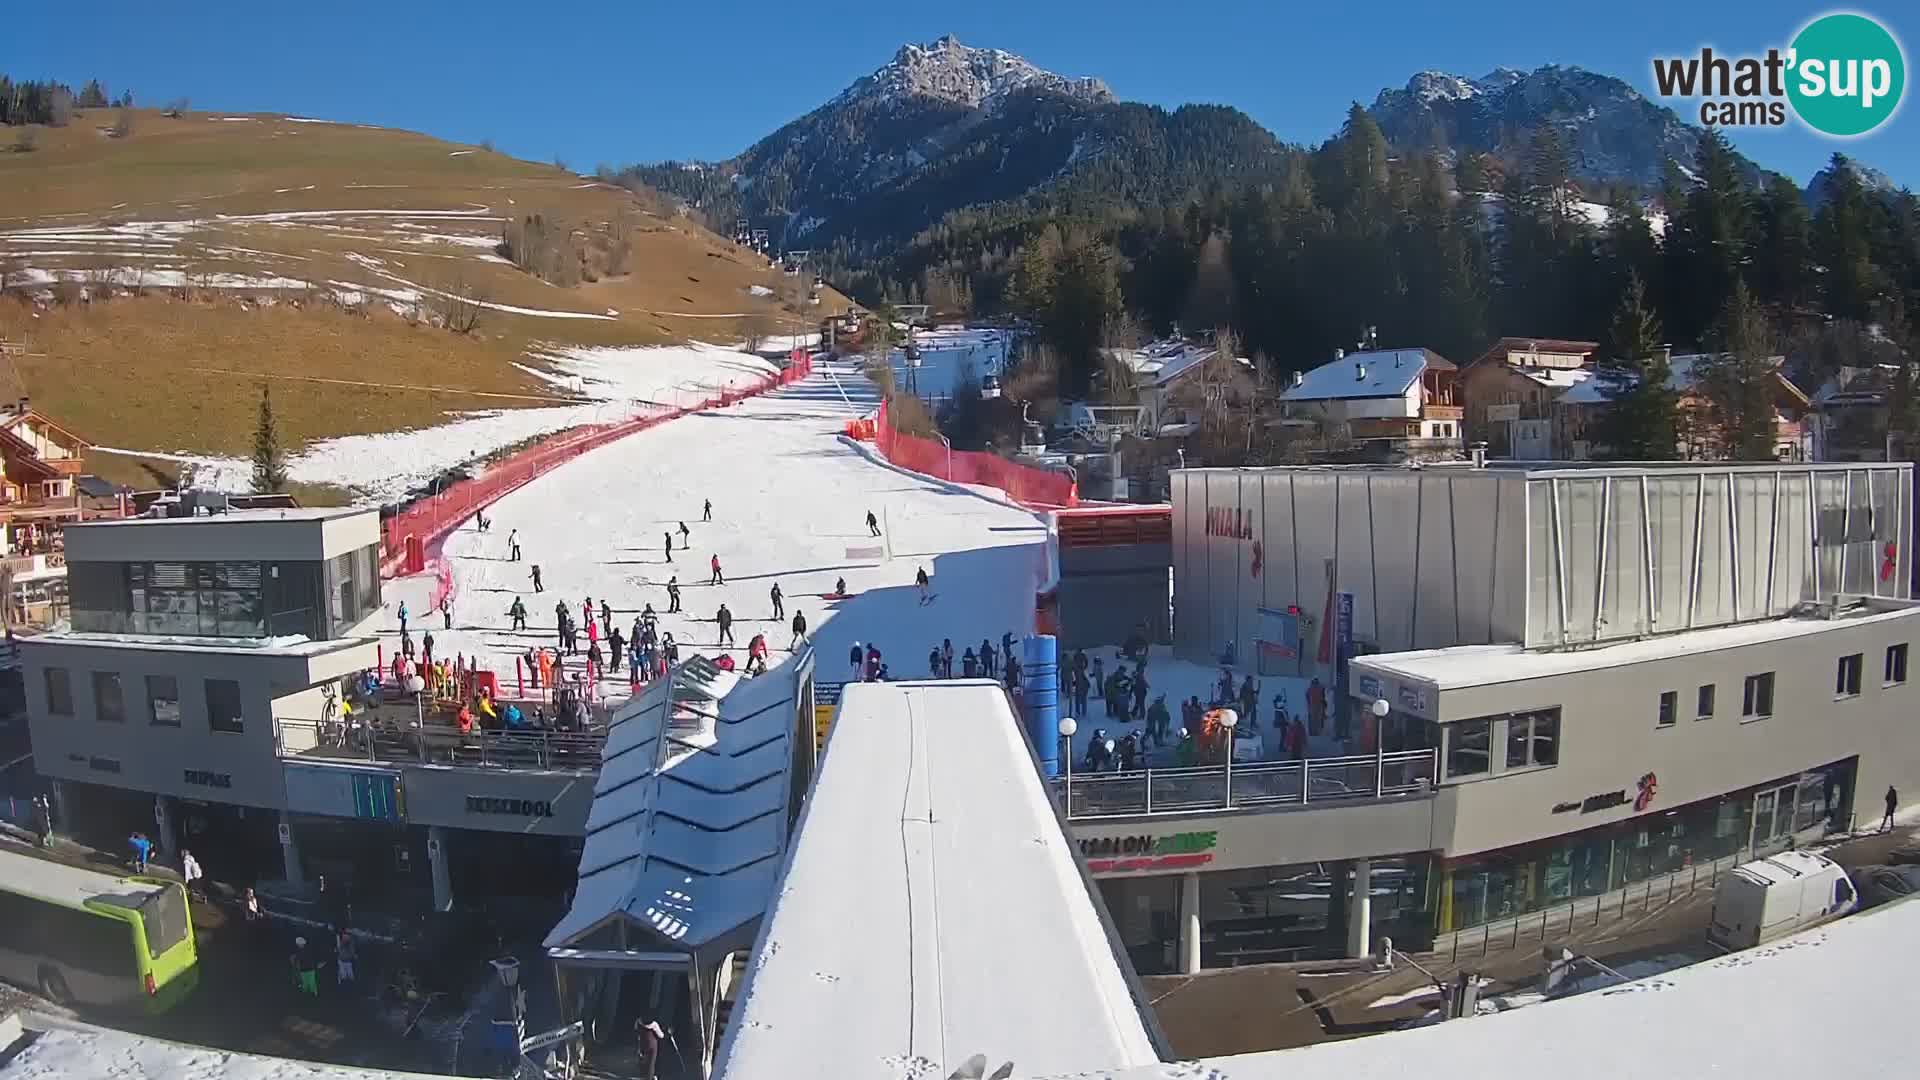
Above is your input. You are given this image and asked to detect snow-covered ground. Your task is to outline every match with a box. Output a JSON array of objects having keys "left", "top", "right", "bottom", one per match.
[
  {"left": 379, "top": 354, "right": 1050, "bottom": 698},
  {"left": 97, "top": 345, "right": 782, "bottom": 503},
  {"left": 887, "top": 325, "right": 1010, "bottom": 396}
]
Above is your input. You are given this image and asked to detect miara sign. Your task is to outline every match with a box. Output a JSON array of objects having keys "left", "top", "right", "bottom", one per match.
[{"left": 1204, "top": 507, "right": 1255, "bottom": 540}]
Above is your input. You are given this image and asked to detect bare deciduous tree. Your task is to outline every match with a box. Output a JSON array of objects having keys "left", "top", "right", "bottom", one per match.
[
  {"left": 742, "top": 309, "right": 779, "bottom": 353},
  {"left": 433, "top": 271, "right": 488, "bottom": 335}
]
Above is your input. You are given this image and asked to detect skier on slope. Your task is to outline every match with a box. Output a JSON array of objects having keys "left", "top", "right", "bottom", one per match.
[
  {"left": 530, "top": 564, "right": 543, "bottom": 593},
  {"left": 678, "top": 521, "right": 691, "bottom": 548},
  {"left": 709, "top": 554, "right": 724, "bottom": 586},
  {"left": 599, "top": 599, "right": 613, "bottom": 639},
  {"left": 703, "top": 499, "right": 712, "bottom": 522},
  {"left": 608, "top": 625, "right": 625, "bottom": 671},
  {"left": 745, "top": 633, "right": 769, "bottom": 676},
  {"left": 790, "top": 610, "right": 807, "bottom": 649},
  {"left": 507, "top": 597, "right": 527, "bottom": 632},
  {"left": 667, "top": 577, "right": 682, "bottom": 614},
  {"left": 716, "top": 603, "right": 735, "bottom": 647},
  {"left": 770, "top": 582, "right": 784, "bottom": 620},
  {"left": 507, "top": 529, "right": 521, "bottom": 562},
  {"left": 553, "top": 601, "right": 569, "bottom": 651},
  {"left": 663, "top": 532, "right": 673, "bottom": 564},
  {"left": 866, "top": 510, "right": 881, "bottom": 537}
]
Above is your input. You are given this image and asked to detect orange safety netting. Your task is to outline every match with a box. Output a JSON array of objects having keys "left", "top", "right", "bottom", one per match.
[{"left": 867, "top": 398, "right": 1078, "bottom": 509}]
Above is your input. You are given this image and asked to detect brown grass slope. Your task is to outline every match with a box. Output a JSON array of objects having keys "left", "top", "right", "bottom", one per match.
[{"left": 0, "top": 107, "right": 847, "bottom": 462}]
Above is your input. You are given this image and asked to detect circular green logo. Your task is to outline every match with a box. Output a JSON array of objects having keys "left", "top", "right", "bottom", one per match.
[{"left": 1787, "top": 13, "right": 1906, "bottom": 137}]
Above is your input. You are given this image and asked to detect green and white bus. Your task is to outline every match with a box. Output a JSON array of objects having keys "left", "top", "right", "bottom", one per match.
[{"left": 0, "top": 848, "right": 199, "bottom": 1012}]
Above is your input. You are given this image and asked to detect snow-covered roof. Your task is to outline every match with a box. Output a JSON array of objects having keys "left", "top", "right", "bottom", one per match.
[
  {"left": 1352, "top": 603, "right": 1920, "bottom": 695},
  {"left": 1282, "top": 349, "right": 1450, "bottom": 403},
  {"left": 714, "top": 680, "right": 1161, "bottom": 1080},
  {"left": 544, "top": 655, "right": 807, "bottom": 954},
  {"left": 1731, "top": 850, "right": 1839, "bottom": 887},
  {"left": 1109, "top": 338, "right": 1250, "bottom": 389},
  {"left": 1039, "top": 884, "right": 1920, "bottom": 1080},
  {"left": 1560, "top": 353, "right": 1805, "bottom": 406},
  {"left": 1516, "top": 366, "right": 1593, "bottom": 390}
]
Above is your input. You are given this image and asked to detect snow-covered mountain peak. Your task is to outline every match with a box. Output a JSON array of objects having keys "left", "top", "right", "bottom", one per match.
[
  {"left": 847, "top": 35, "right": 1115, "bottom": 110},
  {"left": 1474, "top": 67, "right": 1526, "bottom": 91},
  {"left": 1408, "top": 70, "right": 1482, "bottom": 103}
]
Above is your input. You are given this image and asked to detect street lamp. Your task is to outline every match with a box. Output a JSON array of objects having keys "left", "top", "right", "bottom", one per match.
[
  {"left": 1219, "top": 708, "right": 1238, "bottom": 806},
  {"left": 1058, "top": 716, "right": 1078, "bottom": 816},
  {"left": 935, "top": 433, "right": 953, "bottom": 481},
  {"left": 1370, "top": 698, "right": 1390, "bottom": 795}
]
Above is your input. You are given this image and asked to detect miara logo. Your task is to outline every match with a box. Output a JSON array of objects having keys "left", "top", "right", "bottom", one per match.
[
  {"left": 1652, "top": 12, "right": 1906, "bottom": 136},
  {"left": 1205, "top": 507, "right": 1254, "bottom": 540}
]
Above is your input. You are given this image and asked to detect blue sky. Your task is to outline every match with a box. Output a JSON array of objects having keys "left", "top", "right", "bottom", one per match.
[{"left": 3, "top": 1, "right": 1912, "bottom": 188}]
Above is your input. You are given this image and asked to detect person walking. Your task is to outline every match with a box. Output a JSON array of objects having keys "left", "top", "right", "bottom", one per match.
[
  {"left": 422, "top": 630, "right": 436, "bottom": 667},
  {"left": 586, "top": 614, "right": 600, "bottom": 649},
  {"left": 770, "top": 582, "right": 784, "bottom": 620},
  {"left": 530, "top": 564, "right": 544, "bottom": 593},
  {"left": 400, "top": 631, "right": 415, "bottom": 662},
  {"left": 636, "top": 1019, "right": 664, "bottom": 1080},
  {"left": 508, "top": 597, "right": 528, "bottom": 632},
  {"left": 397, "top": 601, "right": 410, "bottom": 636},
  {"left": 31, "top": 794, "right": 51, "bottom": 848},
  {"left": 703, "top": 499, "right": 712, "bottom": 523},
  {"left": 334, "top": 929, "right": 357, "bottom": 989},
  {"left": 678, "top": 521, "right": 691, "bottom": 549},
  {"left": 553, "top": 601, "right": 570, "bottom": 650},
  {"left": 507, "top": 529, "right": 521, "bottom": 562},
  {"left": 866, "top": 510, "right": 881, "bottom": 537},
  {"left": 667, "top": 577, "right": 682, "bottom": 614},
  {"left": 180, "top": 849, "right": 204, "bottom": 899},
  {"left": 442, "top": 599, "right": 453, "bottom": 630},
  {"left": 790, "top": 610, "right": 807, "bottom": 649},
  {"left": 941, "top": 639, "right": 955, "bottom": 679},
  {"left": 849, "top": 642, "right": 864, "bottom": 681},
  {"left": 710, "top": 554, "right": 725, "bottom": 586},
  {"left": 128, "top": 832, "right": 152, "bottom": 873},
  {"left": 915, "top": 566, "right": 930, "bottom": 604},
  {"left": 1885, "top": 785, "right": 1901, "bottom": 833},
  {"left": 716, "top": 604, "right": 736, "bottom": 647},
  {"left": 609, "top": 626, "right": 625, "bottom": 672},
  {"left": 1132, "top": 665, "right": 1149, "bottom": 722},
  {"left": 587, "top": 639, "right": 604, "bottom": 679},
  {"left": 1072, "top": 665, "right": 1090, "bottom": 717},
  {"left": 664, "top": 532, "right": 674, "bottom": 564},
  {"left": 600, "top": 599, "right": 613, "bottom": 639}
]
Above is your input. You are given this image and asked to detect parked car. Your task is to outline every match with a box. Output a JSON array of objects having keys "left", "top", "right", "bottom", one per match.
[
  {"left": 1707, "top": 851, "right": 1857, "bottom": 951},
  {"left": 1884, "top": 843, "right": 1920, "bottom": 867},
  {"left": 1853, "top": 864, "right": 1920, "bottom": 909}
]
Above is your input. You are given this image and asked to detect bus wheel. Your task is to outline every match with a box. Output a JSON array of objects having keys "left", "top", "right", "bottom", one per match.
[{"left": 37, "top": 967, "right": 72, "bottom": 1006}]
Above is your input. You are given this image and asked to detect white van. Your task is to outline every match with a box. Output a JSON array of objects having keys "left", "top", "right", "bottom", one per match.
[{"left": 1707, "top": 850, "right": 1857, "bottom": 951}]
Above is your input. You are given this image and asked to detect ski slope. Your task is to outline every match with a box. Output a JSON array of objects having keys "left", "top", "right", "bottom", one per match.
[{"left": 379, "top": 354, "right": 1051, "bottom": 695}]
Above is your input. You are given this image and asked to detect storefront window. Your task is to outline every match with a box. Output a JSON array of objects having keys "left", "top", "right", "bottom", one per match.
[
  {"left": 1097, "top": 876, "right": 1183, "bottom": 976},
  {"left": 1445, "top": 719, "right": 1491, "bottom": 778},
  {"left": 1200, "top": 865, "right": 1341, "bottom": 964}
]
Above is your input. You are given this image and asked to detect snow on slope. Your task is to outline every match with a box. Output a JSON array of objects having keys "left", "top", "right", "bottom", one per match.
[
  {"left": 380, "top": 354, "right": 1049, "bottom": 698},
  {"left": 100, "top": 345, "right": 780, "bottom": 503}
]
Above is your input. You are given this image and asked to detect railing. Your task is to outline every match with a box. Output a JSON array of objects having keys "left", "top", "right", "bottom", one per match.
[
  {"left": 277, "top": 716, "right": 606, "bottom": 771},
  {"left": 862, "top": 398, "right": 1079, "bottom": 508},
  {"left": 1055, "top": 748, "right": 1437, "bottom": 819}
]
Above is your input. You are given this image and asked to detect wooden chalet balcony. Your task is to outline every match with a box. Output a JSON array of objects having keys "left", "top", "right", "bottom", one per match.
[{"left": 1421, "top": 404, "right": 1465, "bottom": 421}]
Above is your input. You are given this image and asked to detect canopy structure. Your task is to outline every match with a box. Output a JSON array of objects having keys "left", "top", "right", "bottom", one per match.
[{"left": 545, "top": 649, "right": 817, "bottom": 1078}]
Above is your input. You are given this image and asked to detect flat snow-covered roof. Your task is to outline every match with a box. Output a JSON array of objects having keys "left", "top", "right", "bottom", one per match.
[
  {"left": 715, "top": 679, "right": 1160, "bottom": 1080},
  {"left": 1282, "top": 349, "right": 1445, "bottom": 403},
  {"left": 1353, "top": 604, "right": 1920, "bottom": 693},
  {"left": 1040, "top": 891, "right": 1920, "bottom": 1080},
  {"left": 71, "top": 505, "right": 373, "bottom": 527}
]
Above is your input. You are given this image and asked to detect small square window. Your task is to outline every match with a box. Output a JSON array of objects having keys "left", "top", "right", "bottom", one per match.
[
  {"left": 91, "top": 672, "right": 124, "bottom": 723},
  {"left": 1837, "top": 653, "right": 1863, "bottom": 698},
  {"left": 44, "top": 668, "right": 72, "bottom": 716},
  {"left": 1886, "top": 644, "right": 1908, "bottom": 686},
  {"left": 1743, "top": 672, "right": 1775, "bottom": 719},
  {"left": 147, "top": 675, "right": 181, "bottom": 727},
  {"left": 1505, "top": 708, "right": 1561, "bottom": 769},
  {"left": 205, "top": 678, "right": 244, "bottom": 734},
  {"left": 1696, "top": 684, "right": 1715, "bottom": 719},
  {"left": 1445, "top": 719, "right": 1492, "bottom": 778},
  {"left": 1657, "top": 690, "right": 1677, "bottom": 728}
]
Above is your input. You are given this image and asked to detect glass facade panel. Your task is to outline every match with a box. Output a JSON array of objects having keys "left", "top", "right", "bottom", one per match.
[
  {"left": 1446, "top": 720, "right": 1491, "bottom": 778},
  {"left": 68, "top": 558, "right": 333, "bottom": 641}
]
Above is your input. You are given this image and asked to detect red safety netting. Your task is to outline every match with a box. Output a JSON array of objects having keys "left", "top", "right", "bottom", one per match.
[
  {"left": 380, "top": 351, "right": 813, "bottom": 576},
  {"left": 866, "top": 398, "right": 1078, "bottom": 509}
]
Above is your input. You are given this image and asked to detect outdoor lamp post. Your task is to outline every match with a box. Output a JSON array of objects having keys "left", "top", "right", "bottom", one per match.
[
  {"left": 1059, "top": 716, "right": 1078, "bottom": 816},
  {"left": 1220, "top": 709, "right": 1238, "bottom": 806},
  {"left": 936, "top": 432, "right": 953, "bottom": 481},
  {"left": 1370, "top": 698, "right": 1390, "bottom": 795}
]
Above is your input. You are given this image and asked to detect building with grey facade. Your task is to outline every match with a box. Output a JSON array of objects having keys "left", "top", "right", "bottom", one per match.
[
  {"left": 20, "top": 507, "right": 597, "bottom": 918},
  {"left": 1069, "top": 461, "right": 1920, "bottom": 973}
]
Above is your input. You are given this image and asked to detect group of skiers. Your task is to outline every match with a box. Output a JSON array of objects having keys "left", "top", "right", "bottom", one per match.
[{"left": 923, "top": 633, "right": 1023, "bottom": 689}]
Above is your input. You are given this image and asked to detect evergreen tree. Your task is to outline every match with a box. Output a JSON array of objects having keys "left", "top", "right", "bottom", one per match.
[
  {"left": 1664, "top": 129, "right": 1753, "bottom": 344},
  {"left": 251, "top": 384, "right": 289, "bottom": 493},
  {"left": 1755, "top": 174, "right": 1814, "bottom": 312},
  {"left": 1182, "top": 231, "right": 1235, "bottom": 333},
  {"left": 1597, "top": 273, "right": 1677, "bottom": 459},
  {"left": 77, "top": 79, "right": 107, "bottom": 109},
  {"left": 1696, "top": 279, "right": 1780, "bottom": 460}
]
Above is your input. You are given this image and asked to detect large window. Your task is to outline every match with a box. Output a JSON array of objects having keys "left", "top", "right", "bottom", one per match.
[
  {"left": 1445, "top": 719, "right": 1492, "bottom": 778},
  {"left": 1505, "top": 708, "right": 1561, "bottom": 769},
  {"left": 147, "top": 675, "right": 180, "bottom": 727},
  {"left": 1743, "top": 672, "right": 1775, "bottom": 720},
  {"left": 205, "top": 678, "right": 243, "bottom": 734},
  {"left": 1886, "top": 644, "right": 1908, "bottom": 686},
  {"left": 1836, "top": 653, "right": 1863, "bottom": 698},
  {"left": 128, "top": 561, "right": 266, "bottom": 638},
  {"left": 91, "top": 671, "right": 124, "bottom": 723},
  {"left": 44, "top": 667, "right": 72, "bottom": 716},
  {"left": 1656, "top": 690, "right": 1677, "bottom": 728}
]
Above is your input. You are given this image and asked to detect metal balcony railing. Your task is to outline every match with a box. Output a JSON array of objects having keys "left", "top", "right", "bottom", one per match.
[
  {"left": 1054, "top": 748, "right": 1437, "bottom": 819},
  {"left": 277, "top": 716, "right": 606, "bottom": 771}
]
